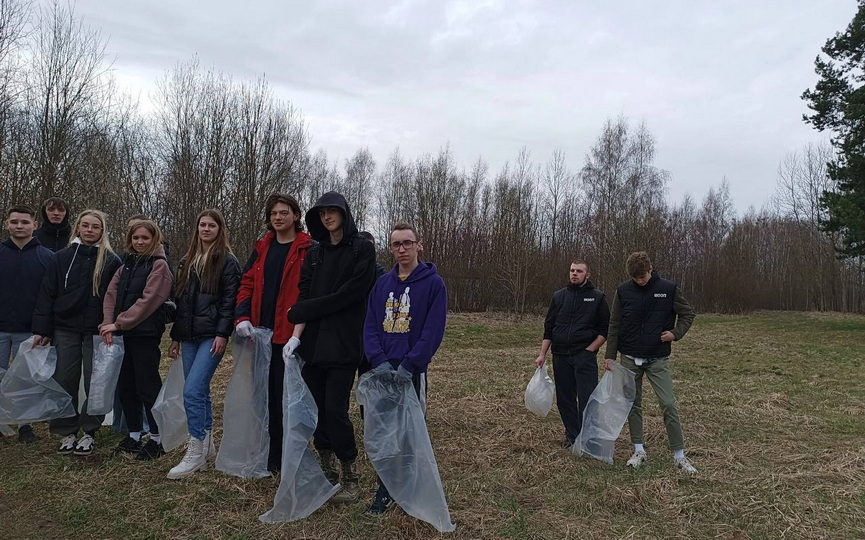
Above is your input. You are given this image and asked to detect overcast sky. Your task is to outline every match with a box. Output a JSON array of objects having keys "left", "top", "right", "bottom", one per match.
[{"left": 69, "top": 0, "right": 854, "bottom": 212}]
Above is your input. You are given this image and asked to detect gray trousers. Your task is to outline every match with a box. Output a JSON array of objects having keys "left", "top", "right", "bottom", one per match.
[{"left": 49, "top": 329, "right": 103, "bottom": 436}]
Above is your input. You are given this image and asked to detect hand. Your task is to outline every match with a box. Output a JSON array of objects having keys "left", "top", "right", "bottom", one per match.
[
  {"left": 32, "top": 335, "right": 50, "bottom": 348},
  {"left": 604, "top": 358, "right": 616, "bottom": 371},
  {"left": 660, "top": 331, "right": 675, "bottom": 343},
  {"left": 396, "top": 364, "right": 413, "bottom": 382},
  {"left": 235, "top": 321, "right": 254, "bottom": 338},
  {"left": 282, "top": 337, "right": 300, "bottom": 364},
  {"left": 168, "top": 341, "right": 180, "bottom": 359},
  {"left": 534, "top": 354, "right": 546, "bottom": 367},
  {"left": 211, "top": 336, "right": 227, "bottom": 356},
  {"left": 585, "top": 347, "right": 597, "bottom": 353}
]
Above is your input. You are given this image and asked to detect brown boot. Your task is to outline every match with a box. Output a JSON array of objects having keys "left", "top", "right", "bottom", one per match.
[
  {"left": 331, "top": 458, "right": 360, "bottom": 504},
  {"left": 319, "top": 450, "right": 339, "bottom": 485}
]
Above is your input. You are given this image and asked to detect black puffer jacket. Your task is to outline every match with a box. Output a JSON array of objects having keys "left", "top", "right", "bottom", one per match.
[
  {"left": 288, "top": 192, "right": 376, "bottom": 368},
  {"left": 32, "top": 242, "right": 122, "bottom": 336},
  {"left": 170, "top": 254, "right": 242, "bottom": 341},
  {"left": 34, "top": 207, "right": 71, "bottom": 252}
]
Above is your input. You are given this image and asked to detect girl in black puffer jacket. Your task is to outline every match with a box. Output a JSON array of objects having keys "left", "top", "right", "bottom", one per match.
[
  {"left": 166, "top": 209, "right": 240, "bottom": 479},
  {"left": 32, "top": 209, "right": 121, "bottom": 456}
]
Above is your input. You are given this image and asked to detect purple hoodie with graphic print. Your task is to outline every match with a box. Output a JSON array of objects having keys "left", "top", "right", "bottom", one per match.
[{"left": 363, "top": 261, "right": 447, "bottom": 374}]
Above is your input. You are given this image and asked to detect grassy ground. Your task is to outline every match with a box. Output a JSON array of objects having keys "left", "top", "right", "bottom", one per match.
[{"left": 1, "top": 311, "right": 863, "bottom": 539}]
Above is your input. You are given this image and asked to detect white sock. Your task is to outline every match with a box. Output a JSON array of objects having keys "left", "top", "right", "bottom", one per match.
[
  {"left": 673, "top": 449, "right": 685, "bottom": 460},
  {"left": 129, "top": 431, "right": 141, "bottom": 442},
  {"left": 634, "top": 443, "right": 645, "bottom": 453},
  {"left": 150, "top": 434, "right": 161, "bottom": 444}
]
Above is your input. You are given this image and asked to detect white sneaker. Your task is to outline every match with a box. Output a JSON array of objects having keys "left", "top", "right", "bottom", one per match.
[
  {"left": 204, "top": 430, "right": 216, "bottom": 460},
  {"left": 57, "top": 434, "right": 77, "bottom": 454},
  {"left": 627, "top": 450, "right": 648, "bottom": 469},
  {"left": 167, "top": 436, "right": 207, "bottom": 479},
  {"left": 674, "top": 455, "right": 697, "bottom": 474},
  {"left": 73, "top": 434, "right": 95, "bottom": 456}
]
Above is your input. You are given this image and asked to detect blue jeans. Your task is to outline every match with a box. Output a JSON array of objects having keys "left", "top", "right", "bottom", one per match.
[
  {"left": 0, "top": 332, "right": 31, "bottom": 370},
  {"left": 181, "top": 338, "right": 223, "bottom": 440}
]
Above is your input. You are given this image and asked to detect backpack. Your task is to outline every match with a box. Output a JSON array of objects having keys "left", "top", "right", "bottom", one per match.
[{"left": 307, "top": 233, "right": 366, "bottom": 271}]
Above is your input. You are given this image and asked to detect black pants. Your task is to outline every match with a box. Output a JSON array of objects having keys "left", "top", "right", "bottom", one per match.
[
  {"left": 552, "top": 350, "right": 599, "bottom": 445},
  {"left": 302, "top": 363, "right": 358, "bottom": 462},
  {"left": 118, "top": 335, "right": 163, "bottom": 434},
  {"left": 267, "top": 343, "right": 285, "bottom": 470}
]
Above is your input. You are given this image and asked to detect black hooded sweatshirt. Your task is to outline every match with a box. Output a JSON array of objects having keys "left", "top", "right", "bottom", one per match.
[
  {"left": 287, "top": 192, "right": 376, "bottom": 368},
  {"left": 34, "top": 206, "right": 71, "bottom": 252}
]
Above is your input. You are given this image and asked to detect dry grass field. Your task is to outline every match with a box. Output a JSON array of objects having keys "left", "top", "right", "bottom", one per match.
[{"left": 1, "top": 311, "right": 863, "bottom": 539}]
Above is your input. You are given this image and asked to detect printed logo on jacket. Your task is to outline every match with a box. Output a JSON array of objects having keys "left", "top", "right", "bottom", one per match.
[{"left": 383, "top": 287, "right": 412, "bottom": 333}]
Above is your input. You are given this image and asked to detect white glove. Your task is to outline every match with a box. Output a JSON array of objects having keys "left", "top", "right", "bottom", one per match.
[
  {"left": 235, "top": 321, "right": 254, "bottom": 338},
  {"left": 283, "top": 337, "right": 301, "bottom": 363}
]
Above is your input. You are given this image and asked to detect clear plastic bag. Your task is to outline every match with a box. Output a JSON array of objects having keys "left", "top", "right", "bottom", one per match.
[
  {"left": 573, "top": 363, "right": 637, "bottom": 464},
  {"left": 215, "top": 327, "right": 272, "bottom": 479},
  {"left": 525, "top": 365, "right": 555, "bottom": 417},
  {"left": 259, "top": 353, "right": 340, "bottom": 523},
  {"left": 151, "top": 358, "right": 187, "bottom": 452},
  {"left": 356, "top": 364, "right": 455, "bottom": 533},
  {"left": 87, "top": 336, "right": 124, "bottom": 415},
  {"left": 0, "top": 337, "right": 75, "bottom": 423}
]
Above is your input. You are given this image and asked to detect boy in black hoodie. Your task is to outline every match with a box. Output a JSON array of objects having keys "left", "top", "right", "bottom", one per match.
[
  {"left": 287, "top": 191, "right": 376, "bottom": 504},
  {"left": 34, "top": 197, "right": 71, "bottom": 252}
]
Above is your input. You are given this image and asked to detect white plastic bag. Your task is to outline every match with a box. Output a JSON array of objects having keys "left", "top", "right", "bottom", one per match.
[
  {"left": 260, "top": 353, "right": 340, "bottom": 523},
  {"left": 573, "top": 363, "right": 637, "bottom": 464},
  {"left": 0, "top": 367, "right": 11, "bottom": 435},
  {"left": 525, "top": 365, "right": 555, "bottom": 417},
  {"left": 216, "top": 327, "right": 272, "bottom": 479},
  {"left": 87, "top": 336, "right": 125, "bottom": 415},
  {"left": 151, "top": 358, "right": 187, "bottom": 452},
  {"left": 356, "top": 364, "right": 456, "bottom": 533},
  {"left": 0, "top": 338, "right": 75, "bottom": 423}
]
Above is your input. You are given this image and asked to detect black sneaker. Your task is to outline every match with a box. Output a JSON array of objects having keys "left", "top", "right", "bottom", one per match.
[
  {"left": 365, "top": 485, "right": 395, "bottom": 517},
  {"left": 134, "top": 439, "right": 165, "bottom": 461},
  {"left": 115, "top": 436, "right": 143, "bottom": 455},
  {"left": 18, "top": 426, "right": 38, "bottom": 444}
]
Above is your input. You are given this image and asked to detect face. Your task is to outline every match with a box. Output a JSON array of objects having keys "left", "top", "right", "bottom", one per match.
[
  {"left": 6, "top": 212, "right": 37, "bottom": 240},
  {"left": 45, "top": 205, "right": 66, "bottom": 225},
  {"left": 389, "top": 229, "right": 420, "bottom": 265},
  {"left": 569, "top": 263, "right": 589, "bottom": 286},
  {"left": 269, "top": 203, "right": 297, "bottom": 233},
  {"left": 198, "top": 215, "right": 220, "bottom": 244},
  {"left": 319, "top": 207, "right": 343, "bottom": 233},
  {"left": 77, "top": 215, "right": 103, "bottom": 245},
  {"left": 633, "top": 270, "right": 652, "bottom": 287},
  {"left": 131, "top": 226, "right": 154, "bottom": 254}
]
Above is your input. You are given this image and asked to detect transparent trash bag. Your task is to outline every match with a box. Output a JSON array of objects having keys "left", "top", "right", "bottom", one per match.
[
  {"left": 572, "top": 363, "right": 637, "bottom": 464},
  {"left": 151, "top": 358, "right": 187, "bottom": 452},
  {"left": 87, "top": 336, "right": 124, "bottom": 415},
  {"left": 525, "top": 365, "right": 555, "bottom": 417},
  {"left": 356, "top": 365, "right": 455, "bottom": 533},
  {"left": 0, "top": 337, "right": 75, "bottom": 423},
  {"left": 260, "top": 353, "right": 340, "bottom": 523},
  {"left": 0, "top": 366, "right": 13, "bottom": 435},
  {"left": 216, "top": 327, "right": 272, "bottom": 479}
]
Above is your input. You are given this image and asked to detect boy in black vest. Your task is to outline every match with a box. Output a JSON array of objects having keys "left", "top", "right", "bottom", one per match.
[
  {"left": 604, "top": 251, "right": 697, "bottom": 473},
  {"left": 535, "top": 260, "right": 609, "bottom": 448}
]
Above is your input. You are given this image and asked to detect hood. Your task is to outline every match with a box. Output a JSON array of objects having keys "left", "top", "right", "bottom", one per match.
[
  {"left": 255, "top": 230, "right": 312, "bottom": 251},
  {"left": 386, "top": 261, "right": 439, "bottom": 283},
  {"left": 2, "top": 237, "right": 43, "bottom": 251},
  {"left": 567, "top": 279, "right": 596, "bottom": 292},
  {"left": 39, "top": 206, "right": 71, "bottom": 236},
  {"left": 304, "top": 191, "right": 359, "bottom": 245}
]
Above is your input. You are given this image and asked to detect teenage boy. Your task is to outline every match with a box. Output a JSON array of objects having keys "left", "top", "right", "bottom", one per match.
[
  {"left": 361, "top": 221, "right": 447, "bottom": 516},
  {"left": 535, "top": 260, "right": 610, "bottom": 448},
  {"left": 0, "top": 206, "right": 53, "bottom": 442},
  {"left": 604, "top": 251, "right": 697, "bottom": 474},
  {"left": 235, "top": 193, "right": 312, "bottom": 473},
  {"left": 287, "top": 191, "right": 376, "bottom": 503},
  {"left": 34, "top": 197, "right": 71, "bottom": 252}
]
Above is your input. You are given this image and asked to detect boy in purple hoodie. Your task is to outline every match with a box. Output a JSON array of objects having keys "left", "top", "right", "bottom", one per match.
[{"left": 361, "top": 221, "right": 448, "bottom": 516}]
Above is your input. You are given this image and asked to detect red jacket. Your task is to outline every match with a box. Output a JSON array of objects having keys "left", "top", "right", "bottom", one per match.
[{"left": 235, "top": 230, "right": 312, "bottom": 344}]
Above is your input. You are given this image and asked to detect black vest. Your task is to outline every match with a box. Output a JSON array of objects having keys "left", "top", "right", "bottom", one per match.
[
  {"left": 114, "top": 254, "right": 166, "bottom": 337},
  {"left": 616, "top": 274, "right": 676, "bottom": 358},
  {"left": 551, "top": 281, "right": 605, "bottom": 355}
]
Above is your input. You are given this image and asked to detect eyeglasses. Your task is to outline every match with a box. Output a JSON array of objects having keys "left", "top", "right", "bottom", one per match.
[{"left": 389, "top": 240, "right": 418, "bottom": 251}]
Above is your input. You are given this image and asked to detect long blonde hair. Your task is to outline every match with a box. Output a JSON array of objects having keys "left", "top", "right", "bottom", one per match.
[{"left": 70, "top": 210, "right": 115, "bottom": 296}]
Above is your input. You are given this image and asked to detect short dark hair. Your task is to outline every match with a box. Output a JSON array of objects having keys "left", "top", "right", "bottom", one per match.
[
  {"left": 359, "top": 231, "right": 375, "bottom": 245},
  {"left": 626, "top": 252, "right": 653, "bottom": 278},
  {"left": 6, "top": 205, "right": 37, "bottom": 219},
  {"left": 264, "top": 193, "right": 303, "bottom": 232},
  {"left": 570, "top": 259, "right": 591, "bottom": 273},
  {"left": 43, "top": 197, "right": 69, "bottom": 212}
]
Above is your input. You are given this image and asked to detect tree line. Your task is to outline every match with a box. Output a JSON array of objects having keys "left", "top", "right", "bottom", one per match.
[{"left": 0, "top": 1, "right": 860, "bottom": 315}]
